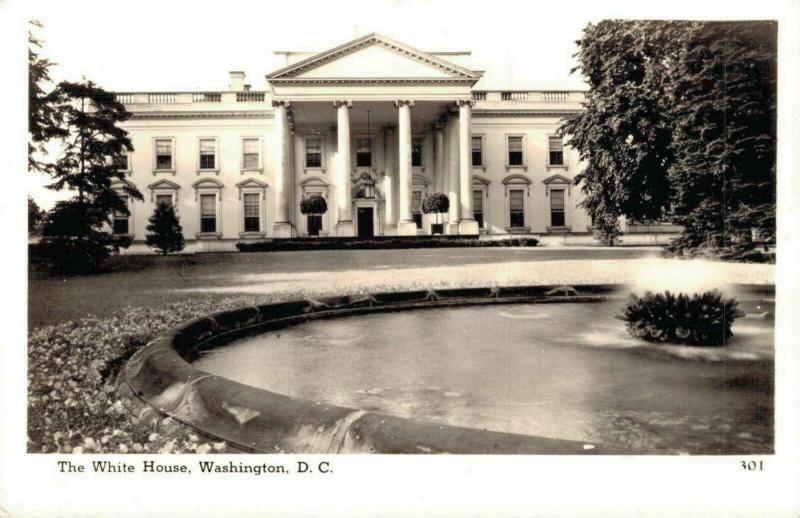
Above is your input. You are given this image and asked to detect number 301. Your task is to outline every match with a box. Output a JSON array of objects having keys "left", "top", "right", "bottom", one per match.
[{"left": 741, "top": 460, "right": 764, "bottom": 471}]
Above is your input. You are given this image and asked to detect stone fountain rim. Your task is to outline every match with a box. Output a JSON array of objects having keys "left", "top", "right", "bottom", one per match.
[{"left": 117, "top": 283, "right": 772, "bottom": 454}]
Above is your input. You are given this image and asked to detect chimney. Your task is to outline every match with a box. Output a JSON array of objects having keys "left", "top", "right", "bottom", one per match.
[
  {"left": 228, "top": 71, "right": 246, "bottom": 91},
  {"left": 244, "top": 84, "right": 252, "bottom": 92}
]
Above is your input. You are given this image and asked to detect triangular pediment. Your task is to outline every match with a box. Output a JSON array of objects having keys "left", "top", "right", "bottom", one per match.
[
  {"left": 236, "top": 178, "right": 268, "bottom": 189},
  {"left": 543, "top": 174, "right": 572, "bottom": 185},
  {"left": 147, "top": 179, "right": 180, "bottom": 190},
  {"left": 267, "top": 33, "right": 480, "bottom": 81}
]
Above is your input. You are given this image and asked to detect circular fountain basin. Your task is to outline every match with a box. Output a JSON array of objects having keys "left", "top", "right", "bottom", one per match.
[{"left": 119, "top": 285, "right": 773, "bottom": 454}]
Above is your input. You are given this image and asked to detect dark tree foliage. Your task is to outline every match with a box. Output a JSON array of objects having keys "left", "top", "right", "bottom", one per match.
[
  {"left": 563, "top": 20, "right": 776, "bottom": 259},
  {"left": 421, "top": 193, "right": 450, "bottom": 224},
  {"left": 561, "top": 21, "right": 692, "bottom": 244},
  {"left": 145, "top": 202, "right": 185, "bottom": 255},
  {"left": 28, "top": 196, "right": 45, "bottom": 233},
  {"left": 41, "top": 201, "right": 131, "bottom": 274},
  {"left": 41, "top": 80, "right": 143, "bottom": 273},
  {"left": 666, "top": 22, "right": 777, "bottom": 260},
  {"left": 28, "top": 20, "right": 66, "bottom": 173},
  {"left": 299, "top": 195, "right": 328, "bottom": 215},
  {"left": 618, "top": 290, "right": 744, "bottom": 346}
]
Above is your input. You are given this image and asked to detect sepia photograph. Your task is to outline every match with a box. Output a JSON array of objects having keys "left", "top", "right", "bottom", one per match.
[{"left": 2, "top": 0, "right": 799, "bottom": 515}]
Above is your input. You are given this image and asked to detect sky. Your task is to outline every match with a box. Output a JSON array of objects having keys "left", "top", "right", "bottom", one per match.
[{"left": 19, "top": 0, "right": 787, "bottom": 208}]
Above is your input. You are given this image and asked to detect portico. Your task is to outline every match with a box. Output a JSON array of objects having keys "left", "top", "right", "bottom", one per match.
[
  {"left": 113, "top": 32, "right": 600, "bottom": 250},
  {"left": 266, "top": 33, "right": 482, "bottom": 237}
]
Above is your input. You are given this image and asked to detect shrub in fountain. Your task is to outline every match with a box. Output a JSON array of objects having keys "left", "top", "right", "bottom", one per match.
[{"left": 618, "top": 290, "right": 744, "bottom": 346}]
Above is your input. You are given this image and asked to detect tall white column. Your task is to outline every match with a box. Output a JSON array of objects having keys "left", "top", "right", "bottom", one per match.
[
  {"left": 433, "top": 125, "right": 444, "bottom": 194},
  {"left": 272, "top": 100, "right": 293, "bottom": 237},
  {"left": 457, "top": 100, "right": 479, "bottom": 235},
  {"left": 396, "top": 100, "right": 417, "bottom": 236},
  {"left": 334, "top": 100, "right": 355, "bottom": 236},
  {"left": 446, "top": 115, "right": 460, "bottom": 235},
  {"left": 383, "top": 125, "right": 397, "bottom": 234}
]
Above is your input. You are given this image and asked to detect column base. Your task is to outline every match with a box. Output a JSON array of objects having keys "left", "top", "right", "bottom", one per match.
[
  {"left": 458, "top": 219, "right": 480, "bottom": 236},
  {"left": 335, "top": 221, "right": 355, "bottom": 237},
  {"left": 446, "top": 222, "right": 461, "bottom": 235},
  {"left": 273, "top": 222, "right": 294, "bottom": 238},
  {"left": 383, "top": 223, "right": 398, "bottom": 237},
  {"left": 397, "top": 221, "right": 418, "bottom": 236}
]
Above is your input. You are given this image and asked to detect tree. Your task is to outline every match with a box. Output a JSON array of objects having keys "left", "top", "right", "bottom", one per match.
[
  {"left": 145, "top": 202, "right": 185, "bottom": 255},
  {"left": 562, "top": 20, "right": 776, "bottom": 259},
  {"left": 40, "top": 80, "right": 142, "bottom": 273},
  {"left": 561, "top": 21, "right": 692, "bottom": 245},
  {"left": 300, "top": 195, "right": 328, "bottom": 217},
  {"left": 300, "top": 195, "right": 328, "bottom": 236},
  {"left": 422, "top": 193, "right": 449, "bottom": 234},
  {"left": 28, "top": 20, "right": 66, "bottom": 173},
  {"left": 28, "top": 196, "right": 45, "bottom": 233},
  {"left": 666, "top": 22, "right": 777, "bottom": 259}
]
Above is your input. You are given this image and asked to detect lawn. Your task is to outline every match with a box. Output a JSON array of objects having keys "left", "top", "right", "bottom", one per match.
[
  {"left": 28, "top": 247, "right": 664, "bottom": 329},
  {"left": 25, "top": 246, "right": 775, "bottom": 454}
]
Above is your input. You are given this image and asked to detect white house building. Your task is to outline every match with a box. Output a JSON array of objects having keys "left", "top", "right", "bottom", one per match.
[{"left": 110, "top": 33, "right": 622, "bottom": 252}]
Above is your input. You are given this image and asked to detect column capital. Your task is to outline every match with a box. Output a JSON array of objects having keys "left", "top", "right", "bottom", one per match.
[
  {"left": 333, "top": 100, "right": 353, "bottom": 109},
  {"left": 455, "top": 99, "right": 476, "bottom": 108},
  {"left": 394, "top": 99, "right": 415, "bottom": 108},
  {"left": 271, "top": 100, "right": 291, "bottom": 108}
]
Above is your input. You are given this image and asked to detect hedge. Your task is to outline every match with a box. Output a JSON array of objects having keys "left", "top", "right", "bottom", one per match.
[{"left": 236, "top": 236, "right": 539, "bottom": 252}]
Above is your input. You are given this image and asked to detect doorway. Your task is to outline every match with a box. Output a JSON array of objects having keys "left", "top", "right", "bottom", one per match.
[{"left": 357, "top": 207, "right": 374, "bottom": 237}]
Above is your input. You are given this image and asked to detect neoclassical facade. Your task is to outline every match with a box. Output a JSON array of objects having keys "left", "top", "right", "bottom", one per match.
[{"left": 112, "top": 33, "right": 603, "bottom": 252}]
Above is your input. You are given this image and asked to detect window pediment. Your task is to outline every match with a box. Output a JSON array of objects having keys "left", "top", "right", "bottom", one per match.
[
  {"left": 502, "top": 174, "right": 532, "bottom": 186},
  {"left": 543, "top": 174, "right": 572, "bottom": 185},
  {"left": 236, "top": 178, "right": 268, "bottom": 189},
  {"left": 147, "top": 179, "right": 180, "bottom": 190},
  {"left": 192, "top": 178, "right": 224, "bottom": 190},
  {"left": 473, "top": 174, "right": 491, "bottom": 187},
  {"left": 300, "top": 177, "right": 330, "bottom": 188},
  {"left": 412, "top": 174, "right": 431, "bottom": 187}
]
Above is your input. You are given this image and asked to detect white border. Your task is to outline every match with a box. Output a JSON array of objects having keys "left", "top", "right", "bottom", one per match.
[{"left": 2, "top": 0, "right": 799, "bottom": 517}]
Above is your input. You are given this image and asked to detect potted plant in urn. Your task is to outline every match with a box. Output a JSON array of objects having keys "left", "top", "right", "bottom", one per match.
[
  {"left": 300, "top": 195, "right": 328, "bottom": 237},
  {"left": 422, "top": 192, "right": 449, "bottom": 235}
]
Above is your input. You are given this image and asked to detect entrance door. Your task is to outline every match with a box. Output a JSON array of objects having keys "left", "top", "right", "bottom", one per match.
[
  {"left": 357, "top": 207, "right": 374, "bottom": 237},
  {"left": 307, "top": 215, "right": 322, "bottom": 236}
]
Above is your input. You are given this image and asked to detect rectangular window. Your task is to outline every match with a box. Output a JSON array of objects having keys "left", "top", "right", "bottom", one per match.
[
  {"left": 200, "top": 194, "right": 217, "bottom": 233},
  {"left": 473, "top": 190, "right": 484, "bottom": 228},
  {"left": 549, "top": 136, "right": 564, "bottom": 166},
  {"left": 113, "top": 150, "right": 129, "bottom": 171},
  {"left": 356, "top": 137, "right": 372, "bottom": 167},
  {"left": 412, "top": 137, "right": 423, "bottom": 167},
  {"left": 508, "top": 136, "right": 523, "bottom": 166},
  {"left": 509, "top": 189, "right": 525, "bottom": 227},
  {"left": 305, "top": 138, "right": 322, "bottom": 168},
  {"left": 412, "top": 190, "right": 423, "bottom": 229},
  {"left": 199, "top": 139, "right": 216, "bottom": 170},
  {"left": 471, "top": 136, "right": 483, "bottom": 167},
  {"left": 550, "top": 189, "right": 566, "bottom": 227},
  {"left": 155, "top": 194, "right": 173, "bottom": 207},
  {"left": 112, "top": 195, "right": 129, "bottom": 235},
  {"left": 243, "top": 193, "right": 260, "bottom": 232},
  {"left": 155, "top": 139, "right": 173, "bottom": 170},
  {"left": 242, "top": 138, "right": 260, "bottom": 169}
]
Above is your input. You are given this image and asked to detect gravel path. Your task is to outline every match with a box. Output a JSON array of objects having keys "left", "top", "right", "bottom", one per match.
[{"left": 184, "top": 257, "right": 774, "bottom": 298}]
